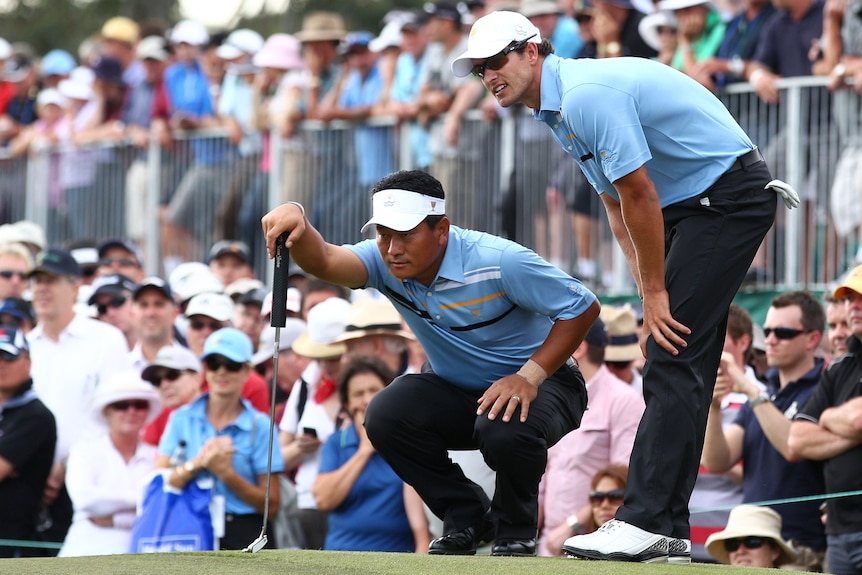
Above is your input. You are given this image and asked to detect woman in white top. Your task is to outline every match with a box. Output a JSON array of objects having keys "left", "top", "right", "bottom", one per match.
[{"left": 59, "top": 371, "right": 161, "bottom": 557}]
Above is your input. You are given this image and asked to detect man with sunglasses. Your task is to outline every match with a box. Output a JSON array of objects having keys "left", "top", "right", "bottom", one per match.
[
  {"left": 451, "top": 9, "right": 798, "bottom": 564},
  {"left": 88, "top": 273, "right": 138, "bottom": 350},
  {"left": 0, "top": 242, "right": 32, "bottom": 300},
  {"left": 95, "top": 239, "right": 145, "bottom": 283},
  {"left": 141, "top": 345, "right": 203, "bottom": 447},
  {"left": 789, "top": 266, "right": 862, "bottom": 575},
  {"left": 703, "top": 291, "right": 827, "bottom": 569}
]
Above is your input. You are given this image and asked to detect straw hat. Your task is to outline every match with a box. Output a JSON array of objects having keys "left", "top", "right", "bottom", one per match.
[
  {"left": 292, "top": 297, "right": 350, "bottom": 359},
  {"left": 335, "top": 299, "right": 415, "bottom": 342},
  {"left": 294, "top": 12, "right": 347, "bottom": 43},
  {"left": 600, "top": 304, "right": 643, "bottom": 362},
  {"left": 90, "top": 370, "right": 162, "bottom": 425},
  {"left": 705, "top": 505, "right": 797, "bottom": 566}
]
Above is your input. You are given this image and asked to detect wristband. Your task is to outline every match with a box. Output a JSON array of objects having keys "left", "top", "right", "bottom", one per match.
[
  {"left": 286, "top": 201, "right": 305, "bottom": 218},
  {"left": 728, "top": 56, "right": 745, "bottom": 77},
  {"left": 517, "top": 359, "right": 548, "bottom": 387},
  {"left": 748, "top": 68, "right": 766, "bottom": 86},
  {"left": 749, "top": 391, "right": 771, "bottom": 409},
  {"left": 566, "top": 515, "right": 583, "bottom": 533}
]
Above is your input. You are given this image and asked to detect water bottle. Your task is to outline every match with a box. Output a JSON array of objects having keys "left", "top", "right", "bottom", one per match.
[{"left": 169, "top": 440, "right": 187, "bottom": 467}]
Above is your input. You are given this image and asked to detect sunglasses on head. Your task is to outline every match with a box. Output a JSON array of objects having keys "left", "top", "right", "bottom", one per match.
[
  {"left": 97, "top": 295, "right": 128, "bottom": 315},
  {"left": 588, "top": 489, "right": 625, "bottom": 505},
  {"left": 99, "top": 257, "right": 139, "bottom": 268},
  {"left": 471, "top": 34, "right": 537, "bottom": 78},
  {"left": 0, "top": 270, "right": 27, "bottom": 280},
  {"left": 763, "top": 327, "right": 809, "bottom": 340},
  {"left": 145, "top": 368, "right": 183, "bottom": 387},
  {"left": 204, "top": 355, "right": 244, "bottom": 373},
  {"left": 109, "top": 399, "right": 150, "bottom": 411},
  {"left": 189, "top": 318, "right": 225, "bottom": 332},
  {"left": 725, "top": 536, "right": 767, "bottom": 552}
]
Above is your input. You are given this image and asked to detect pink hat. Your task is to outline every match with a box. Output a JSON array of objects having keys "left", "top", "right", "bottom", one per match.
[{"left": 253, "top": 34, "right": 304, "bottom": 70}]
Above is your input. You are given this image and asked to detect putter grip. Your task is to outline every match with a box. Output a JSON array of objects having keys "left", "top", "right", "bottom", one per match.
[{"left": 271, "top": 234, "right": 289, "bottom": 328}]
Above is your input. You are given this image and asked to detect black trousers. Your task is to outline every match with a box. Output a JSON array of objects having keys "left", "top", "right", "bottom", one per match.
[
  {"left": 364, "top": 361, "right": 587, "bottom": 541},
  {"left": 615, "top": 161, "right": 777, "bottom": 539}
]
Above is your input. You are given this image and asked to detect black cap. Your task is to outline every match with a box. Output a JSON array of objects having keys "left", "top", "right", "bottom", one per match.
[
  {"left": 238, "top": 287, "right": 267, "bottom": 307},
  {"left": 584, "top": 317, "right": 608, "bottom": 348},
  {"left": 0, "top": 325, "right": 29, "bottom": 357},
  {"left": 91, "top": 55, "right": 125, "bottom": 84},
  {"left": 423, "top": 1, "right": 462, "bottom": 23},
  {"left": 207, "top": 240, "right": 251, "bottom": 265},
  {"left": 28, "top": 247, "right": 80, "bottom": 278},
  {"left": 133, "top": 276, "right": 173, "bottom": 301},
  {"left": 97, "top": 238, "right": 142, "bottom": 265},
  {"left": 0, "top": 298, "right": 35, "bottom": 323},
  {"left": 87, "top": 273, "right": 138, "bottom": 305}
]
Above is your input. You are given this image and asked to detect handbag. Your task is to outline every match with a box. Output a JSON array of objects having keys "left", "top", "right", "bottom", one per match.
[{"left": 130, "top": 471, "right": 215, "bottom": 553}]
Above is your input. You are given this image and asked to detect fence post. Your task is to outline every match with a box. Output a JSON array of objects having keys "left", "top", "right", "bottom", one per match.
[{"left": 145, "top": 133, "right": 162, "bottom": 276}]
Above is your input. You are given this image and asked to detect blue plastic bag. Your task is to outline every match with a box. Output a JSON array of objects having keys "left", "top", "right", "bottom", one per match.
[{"left": 130, "top": 472, "right": 214, "bottom": 553}]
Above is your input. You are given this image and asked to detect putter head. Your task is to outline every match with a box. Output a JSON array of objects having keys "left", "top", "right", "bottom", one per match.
[{"left": 242, "top": 534, "right": 267, "bottom": 553}]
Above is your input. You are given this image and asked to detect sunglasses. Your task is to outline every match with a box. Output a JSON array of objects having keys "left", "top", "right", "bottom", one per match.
[
  {"left": 763, "top": 327, "right": 810, "bottom": 340},
  {"left": 725, "top": 536, "right": 766, "bottom": 552},
  {"left": 145, "top": 368, "right": 183, "bottom": 387},
  {"left": 109, "top": 399, "right": 150, "bottom": 411},
  {"left": 189, "top": 318, "right": 226, "bottom": 332},
  {"left": 99, "top": 257, "right": 139, "bottom": 268},
  {"left": 97, "top": 296, "right": 128, "bottom": 315},
  {"left": 657, "top": 25, "right": 678, "bottom": 34},
  {"left": 204, "top": 355, "right": 245, "bottom": 373},
  {"left": 588, "top": 489, "right": 625, "bottom": 505},
  {"left": 471, "top": 34, "right": 537, "bottom": 78},
  {"left": 576, "top": 14, "right": 593, "bottom": 23},
  {"left": 0, "top": 270, "right": 27, "bottom": 280}
]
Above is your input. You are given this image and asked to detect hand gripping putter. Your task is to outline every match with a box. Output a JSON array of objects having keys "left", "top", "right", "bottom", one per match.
[{"left": 243, "top": 234, "right": 289, "bottom": 553}]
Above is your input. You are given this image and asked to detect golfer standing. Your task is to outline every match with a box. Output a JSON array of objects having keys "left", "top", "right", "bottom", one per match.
[{"left": 452, "top": 10, "right": 798, "bottom": 563}]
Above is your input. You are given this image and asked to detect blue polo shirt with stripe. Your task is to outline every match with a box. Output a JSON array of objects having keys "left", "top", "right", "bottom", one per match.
[
  {"left": 346, "top": 226, "right": 596, "bottom": 391},
  {"left": 534, "top": 54, "right": 754, "bottom": 207}
]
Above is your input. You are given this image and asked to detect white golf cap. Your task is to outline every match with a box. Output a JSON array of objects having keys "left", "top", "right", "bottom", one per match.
[
  {"left": 360, "top": 189, "right": 446, "bottom": 233},
  {"left": 452, "top": 10, "right": 541, "bottom": 78},
  {"left": 216, "top": 28, "right": 265, "bottom": 60}
]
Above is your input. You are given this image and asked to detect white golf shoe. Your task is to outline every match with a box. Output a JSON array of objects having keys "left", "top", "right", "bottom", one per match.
[
  {"left": 562, "top": 519, "right": 668, "bottom": 563},
  {"left": 668, "top": 537, "right": 691, "bottom": 564}
]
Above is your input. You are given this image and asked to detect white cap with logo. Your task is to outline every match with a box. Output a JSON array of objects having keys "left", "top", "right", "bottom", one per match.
[
  {"left": 451, "top": 11, "right": 541, "bottom": 78},
  {"left": 360, "top": 189, "right": 446, "bottom": 233}
]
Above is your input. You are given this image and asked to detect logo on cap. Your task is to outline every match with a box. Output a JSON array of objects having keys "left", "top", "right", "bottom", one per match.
[{"left": 383, "top": 195, "right": 396, "bottom": 207}]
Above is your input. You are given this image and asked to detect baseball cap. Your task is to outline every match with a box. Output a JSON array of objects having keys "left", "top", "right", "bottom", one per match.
[
  {"left": 202, "top": 327, "right": 253, "bottom": 363},
  {"left": 451, "top": 10, "right": 542, "bottom": 77},
  {"left": 36, "top": 88, "right": 68, "bottom": 109},
  {"left": 101, "top": 16, "right": 140, "bottom": 44},
  {"left": 185, "top": 292, "right": 235, "bottom": 322},
  {"left": 170, "top": 19, "right": 210, "bottom": 46},
  {"left": 424, "top": 2, "right": 463, "bottom": 23},
  {"left": 260, "top": 287, "right": 301, "bottom": 317},
  {"left": 133, "top": 276, "right": 174, "bottom": 301},
  {"left": 834, "top": 263, "right": 862, "bottom": 300},
  {"left": 0, "top": 298, "right": 35, "bottom": 323},
  {"left": 87, "top": 273, "right": 138, "bottom": 305},
  {"left": 40, "top": 49, "right": 76, "bottom": 77},
  {"left": 0, "top": 325, "right": 29, "bottom": 357},
  {"left": 4, "top": 54, "right": 32, "bottom": 82},
  {"left": 238, "top": 287, "right": 267, "bottom": 307},
  {"left": 338, "top": 31, "right": 374, "bottom": 57},
  {"left": 370, "top": 20, "right": 404, "bottom": 53},
  {"left": 584, "top": 317, "right": 608, "bottom": 347},
  {"left": 28, "top": 247, "right": 80, "bottom": 278},
  {"left": 215, "top": 28, "right": 265, "bottom": 60},
  {"left": 169, "top": 262, "right": 224, "bottom": 303},
  {"left": 137, "top": 36, "right": 170, "bottom": 62},
  {"left": 251, "top": 319, "right": 308, "bottom": 366},
  {"left": 225, "top": 277, "right": 266, "bottom": 301},
  {"left": 360, "top": 188, "right": 446, "bottom": 233},
  {"left": 141, "top": 345, "right": 202, "bottom": 382},
  {"left": 207, "top": 239, "right": 251, "bottom": 265},
  {"left": 97, "top": 238, "right": 142, "bottom": 265}
]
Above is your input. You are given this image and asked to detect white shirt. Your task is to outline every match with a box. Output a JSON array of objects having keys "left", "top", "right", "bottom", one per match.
[
  {"left": 59, "top": 433, "right": 157, "bottom": 557},
  {"left": 279, "top": 361, "right": 337, "bottom": 509},
  {"left": 28, "top": 314, "right": 134, "bottom": 463}
]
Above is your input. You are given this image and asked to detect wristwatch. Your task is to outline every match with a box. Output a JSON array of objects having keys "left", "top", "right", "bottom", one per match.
[
  {"left": 566, "top": 515, "right": 583, "bottom": 533},
  {"left": 182, "top": 460, "right": 198, "bottom": 475},
  {"left": 749, "top": 391, "right": 771, "bottom": 409}
]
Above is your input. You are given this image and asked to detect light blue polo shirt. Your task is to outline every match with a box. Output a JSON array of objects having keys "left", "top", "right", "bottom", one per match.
[
  {"left": 159, "top": 394, "right": 284, "bottom": 515},
  {"left": 534, "top": 54, "right": 754, "bottom": 207},
  {"left": 346, "top": 226, "right": 596, "bottom": 391}
]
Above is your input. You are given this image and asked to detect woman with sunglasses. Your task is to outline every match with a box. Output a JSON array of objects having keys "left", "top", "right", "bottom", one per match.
[
  {"left": 140, "top": 345, "right": 203, "bottom": 446},
  {"left": 705, "top": 504, "right": 797, "bottom": 568},
  {"left": 58, "top": 372, "right": 161, "bottom": 556},
  {"left": 155, "top": 327, "right": 285, "bottom": 550}
]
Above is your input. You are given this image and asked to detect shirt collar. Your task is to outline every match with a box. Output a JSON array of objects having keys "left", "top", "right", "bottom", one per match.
[
  {"left": 434, "top": 227, "right": 465, "bottom": 284},
  {"left": 188, "top": 393, "right": 255, "bottom": 432},
  {"left": 535, "top": 54, "right": 564, "bottom": 119}
]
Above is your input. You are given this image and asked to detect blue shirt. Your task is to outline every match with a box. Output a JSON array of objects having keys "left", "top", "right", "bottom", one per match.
[
  {"left": 391, "top": 51, "right": 432, "bottom": 169},
  {"left": 733, "top": 361, "right": 826, "bottom": 550},
  {"left": 346, "top": 226, "right": 596, "bottom": 391},
  {"left": 551, "top": 16, "right": 584, "bottom": 60},
  {"left": 319, "top": 423, "right": 413, "bottom": 552},
  {"left": 534, "top": 54, "right": 754, "bottom": 207},
  {"left": 163, "top": 60, "right": 227, "bottom": 165},
  {"left": 339, "top": 63, "right": 394, "bottom": 185},
  {"left": 159, "top": 394, "right": 284, "bottom": 516}
]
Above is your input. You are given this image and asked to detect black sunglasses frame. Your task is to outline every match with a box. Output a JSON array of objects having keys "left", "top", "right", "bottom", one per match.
[
  {"left": 724, "top": 536, "right": 767, "bottom": 552},
  {"left": 471, "top": 34, "right": 537, "bottom": 78},
  {"left": 762, "top": 326, "right": 809, "bottom": 340}
]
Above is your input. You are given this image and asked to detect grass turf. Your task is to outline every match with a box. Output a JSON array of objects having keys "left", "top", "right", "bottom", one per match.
[{"left": 5, "top": 550, "right": 780, "bottom": 575}]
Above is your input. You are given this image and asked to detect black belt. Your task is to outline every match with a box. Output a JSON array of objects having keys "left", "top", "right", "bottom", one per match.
[{"left": 726, "top": 147, "right": 763, "bottom": 173}]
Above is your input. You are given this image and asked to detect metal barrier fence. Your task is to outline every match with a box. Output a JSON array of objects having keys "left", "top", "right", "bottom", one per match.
[{"left": 3, "top": 76, "right": 858, "bottom": 293}]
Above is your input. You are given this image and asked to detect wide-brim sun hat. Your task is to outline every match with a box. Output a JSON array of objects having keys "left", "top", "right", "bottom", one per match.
[
  {"left": 252, "top": 33, "right": 304, "bottom": 70},
  {"left": 335, "top": 298, "right": 415, "bottom": 342},
  {"left": 705, "top": 505, "right": 797, "bottom": 566},
  {"left": 90, "top": 370, "right": 162, "bottom": 425},
  {"left": 600, "top": 303, "right": 644, "bottom": 362},
  {"left": 451, "top": 10, "right": 542, "bottom": 78},
  {"left": 291, "top": 297, "right": 350, "bottom": 359},
  {"left": 638, "top": 11, "right": 677, "bottom": 52},
  {"left": 294, "top": 11, "right": 347, "bottom": 43}
]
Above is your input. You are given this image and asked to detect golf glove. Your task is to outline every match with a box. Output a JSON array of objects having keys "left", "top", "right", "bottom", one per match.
[{"left": 765, "top": 179, "right": 800, "bottom": 209}]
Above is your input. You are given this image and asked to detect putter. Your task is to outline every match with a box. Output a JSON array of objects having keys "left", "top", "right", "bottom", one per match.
[{"left": 243, "top": 233, "right": 290, "bottom": 553}]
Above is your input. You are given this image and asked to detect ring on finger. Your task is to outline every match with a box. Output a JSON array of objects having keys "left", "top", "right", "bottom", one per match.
[{"left": 510, "top": 394, "right": 521, "bottom": 403}]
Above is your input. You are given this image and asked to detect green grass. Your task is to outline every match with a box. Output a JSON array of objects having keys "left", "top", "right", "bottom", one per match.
[{"left": 5, "top": 550, "right": 780, "bottom": 575}]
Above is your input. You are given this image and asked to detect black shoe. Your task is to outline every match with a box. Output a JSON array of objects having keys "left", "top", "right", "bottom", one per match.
[
  {"left": 491, "top": 538, "right": 537, "bottom": 557},
  {"left": 429, "top": 517, "right": 494, "bottom": 555}
]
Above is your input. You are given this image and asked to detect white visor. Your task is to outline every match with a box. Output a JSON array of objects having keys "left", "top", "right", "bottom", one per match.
[{"left": 360, "top": 189, "right": 446, "bottom": 233}]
